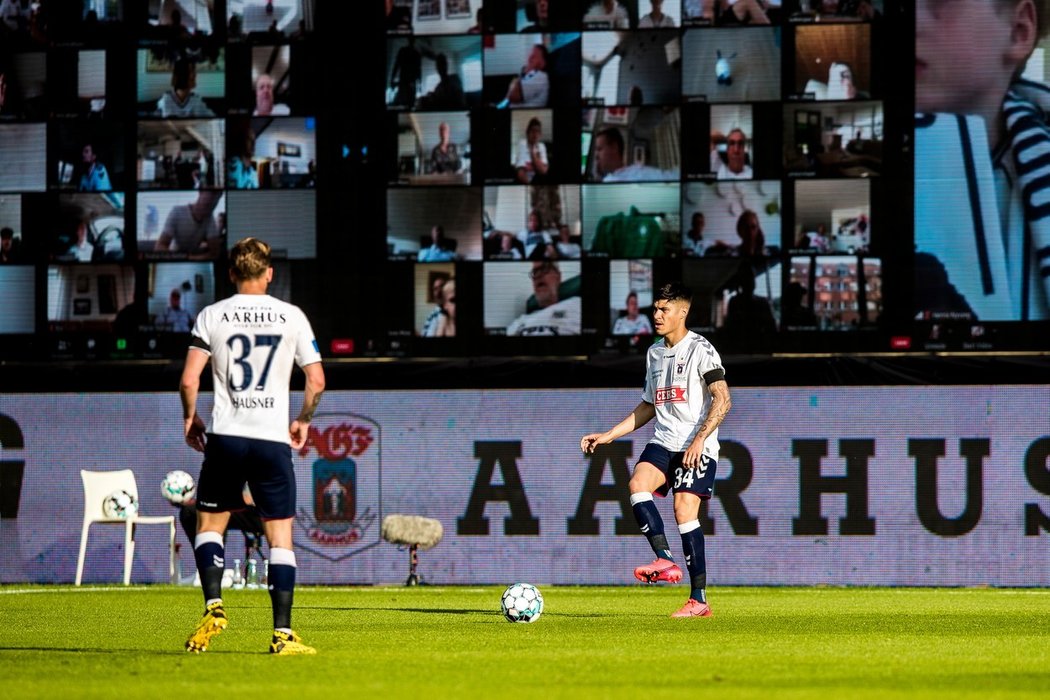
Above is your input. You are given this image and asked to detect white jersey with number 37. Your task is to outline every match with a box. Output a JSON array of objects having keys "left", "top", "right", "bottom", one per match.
[
  {"left": 190, "top": 293, "right": 322, "bottom": 443},
  {"left": 642, "top": 331, "right": 724, "bottom": 455}
]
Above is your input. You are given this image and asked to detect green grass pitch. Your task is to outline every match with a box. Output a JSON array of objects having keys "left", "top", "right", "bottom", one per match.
[{"left": 1, "top": 585, "right": 1048, "bottom": 699}]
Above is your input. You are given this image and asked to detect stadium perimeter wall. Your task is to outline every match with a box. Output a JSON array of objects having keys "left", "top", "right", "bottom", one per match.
[{"left": 1, "top": 386, "right": 1048, "bottom": 586}]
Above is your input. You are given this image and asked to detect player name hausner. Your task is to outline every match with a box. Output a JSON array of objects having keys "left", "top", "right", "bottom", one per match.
[{"left": 231, "top": 395, "right": 276, "bottom": 408}]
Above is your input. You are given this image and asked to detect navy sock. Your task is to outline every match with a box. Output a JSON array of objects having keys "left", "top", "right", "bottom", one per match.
[
  {"left": 679, "top": 520, "right": 707, "bottom": 603},
  {"left": 630, "top": 493, "right": 673, "bottom": 561},
  {"left": 269, "top": 548, "right": 297, "bottom": 630},
  {"left": 193, "top": 533, "right": 225, "bottom": 605}
]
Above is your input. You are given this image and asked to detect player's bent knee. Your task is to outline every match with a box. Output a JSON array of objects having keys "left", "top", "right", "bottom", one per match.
[
  {"left": 629, "top": 462, "right": 666, "bottom": 494},
  {"left": 673, "top": 493, "right": 702, "bottom": 523}
]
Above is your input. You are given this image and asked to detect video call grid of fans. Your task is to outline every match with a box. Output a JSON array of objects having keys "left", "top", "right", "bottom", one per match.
[
  {"left": 384, "top": 0, "right": 886, "bottom": 347},
  {"left": 0, "top": 1, "right": 317, "bottom": 356}
]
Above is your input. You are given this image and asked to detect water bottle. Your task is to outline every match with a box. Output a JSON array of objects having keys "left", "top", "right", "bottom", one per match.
[
  {"left": 246, "top": 558, "right": 259, "bottom": 589},
  {"left": 261, "top": 559, "right": 269, "bottom": 588},
  {"left": 232, "top": 558, "right": 245, "bottom": 589}
]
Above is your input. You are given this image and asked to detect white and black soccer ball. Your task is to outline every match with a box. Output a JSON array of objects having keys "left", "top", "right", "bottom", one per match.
[
  {"left": 161, "top": 470, "right": 196, "bottom": 505},
  {"left": 500, "top": 583, "right": 544, "bottom": 623},
  {"left": 102, "top": 489, "right": 138, "bottom": 519}
]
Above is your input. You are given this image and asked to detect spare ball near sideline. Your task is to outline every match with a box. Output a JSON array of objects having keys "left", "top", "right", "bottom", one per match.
[
  {"left": 500, "top": 583, "right": 544, "bottom": 623},
  {"left": 161, "top": 470, "right": 196, "bottom": 505},
  {"left": 103, "top": 489, "right": 138, "bottom": 519}
]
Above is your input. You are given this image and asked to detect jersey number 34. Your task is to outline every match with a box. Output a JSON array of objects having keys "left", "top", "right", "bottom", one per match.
[{"left": 673, "top": 457, "right": 709, "bottom": 490}]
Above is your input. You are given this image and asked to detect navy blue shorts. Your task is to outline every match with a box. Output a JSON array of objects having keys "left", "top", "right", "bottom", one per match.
[
  {"left": 196, "top": 434, "right": 296, "bottom": 520},
  {"left": 637, "top": 443, "right": 718, "bottom": 499}
]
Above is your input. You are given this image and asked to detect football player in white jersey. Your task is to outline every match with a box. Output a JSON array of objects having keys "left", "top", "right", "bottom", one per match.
[
  {"left": 179, "top": 237, "right": 325, "bottom": 654},
  {"left": 581, "top": 281, "right": 731, "bottom": 618}
]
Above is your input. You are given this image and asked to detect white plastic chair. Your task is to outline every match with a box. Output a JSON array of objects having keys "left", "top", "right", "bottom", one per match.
[{"left": 75, "top": 469, "right": 176, "bottom": 586}]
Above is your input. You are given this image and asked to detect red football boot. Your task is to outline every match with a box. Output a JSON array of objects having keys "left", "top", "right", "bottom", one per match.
[
  {"left": 633, "top": 557, "right": 683, "bottom": 584},
  {"left": 670, "top": 598, "right": 713, "bottom": 618}
]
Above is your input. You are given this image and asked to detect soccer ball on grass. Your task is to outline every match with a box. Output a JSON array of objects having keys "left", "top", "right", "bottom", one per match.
[
  {"left": 161, "top": 469, "right": 196, "bottom": 504},
  {"left": 102, "top": 489, "right": 138, "bottom": 519},
  {"left": 500, "top": 583, "right": 544, "bottom": 623}
]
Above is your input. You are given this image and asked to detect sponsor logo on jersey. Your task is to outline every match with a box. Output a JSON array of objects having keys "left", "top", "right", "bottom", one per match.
[
  {"left": 293, "top": 414, "right": 381, "bottom": 560},
  {"left": 655, "top": 386, "right": 687, "bottom": 404}
]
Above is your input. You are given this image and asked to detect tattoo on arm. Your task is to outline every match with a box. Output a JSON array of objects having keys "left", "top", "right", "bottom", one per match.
[
  {"left": 697, "top": 384, "right": 731, "bottom": 439},
  {"left": 298, "top": 390, "right": 323, "bottom": 423},
  {"left": 697, "top": 403, "right": 728, "bottom": 437}
]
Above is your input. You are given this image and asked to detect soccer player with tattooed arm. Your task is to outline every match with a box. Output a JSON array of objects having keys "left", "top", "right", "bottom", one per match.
[
  {"left": 179, "top": 237, "right": 325, "bottom": 654},
  {"left": 581, "top": 281, "right": 731, "bottom": 618}
]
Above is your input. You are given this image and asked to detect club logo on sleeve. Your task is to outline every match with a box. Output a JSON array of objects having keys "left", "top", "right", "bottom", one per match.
[
  {"left": 654, "top": 386, "right": 687, "bottom": 404},
  {"left": 294, "top": 414, "right": 381, "bottom": 560}
]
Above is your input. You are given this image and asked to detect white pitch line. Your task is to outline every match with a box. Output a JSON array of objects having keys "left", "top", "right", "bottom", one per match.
[
  {"left": 3, "top": 586, "right": 1045, "bottom": 596},
  {"left": 0, "top": 586, "right": 155, "bottom": 595},
  {"left": 296, "top": 586, "right": 493, "bottom": 594},
  {"left": 0, "top": 585, "right": 496, "bottom": 595}
]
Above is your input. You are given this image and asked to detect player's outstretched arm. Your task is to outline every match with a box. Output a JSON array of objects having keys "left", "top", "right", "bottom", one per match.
[
  {"left": 290, "top": 361, "right": 326, "bottom": 449},
  {"left": 180, "top": 348, "right": 210, "bottom": 452},
  {"left": 581, "top": 401, "right": 655, "bottom": 454}
]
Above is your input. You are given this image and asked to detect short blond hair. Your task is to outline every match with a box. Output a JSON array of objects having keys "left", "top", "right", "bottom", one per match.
[{"left": 229, "top": 237, "right": 271, "bottom": 281}]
